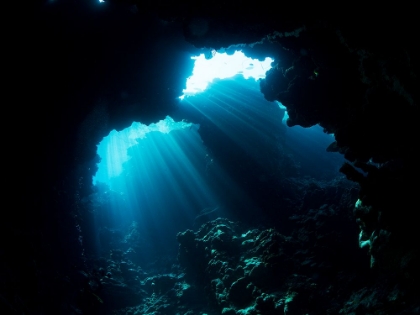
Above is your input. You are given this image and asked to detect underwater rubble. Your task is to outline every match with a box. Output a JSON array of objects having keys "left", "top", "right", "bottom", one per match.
[{"left": 83, "top": 193, "right": 418, "bottom": 314}]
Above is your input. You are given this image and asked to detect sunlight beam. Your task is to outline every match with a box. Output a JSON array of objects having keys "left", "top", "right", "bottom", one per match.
[
  {"left": 93, "top": 116, "right": 193, "bottom": 185},
  {"left": 180, "top": 50, "right": 273, "bottom": 99}
]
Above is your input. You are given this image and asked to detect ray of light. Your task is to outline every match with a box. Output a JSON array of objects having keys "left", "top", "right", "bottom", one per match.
[
  {"left": 91, "top": 116, "right": 237, "bottom": 259},
  {"left": 180, "top": 50, "right": 273, "bottom": 99},
  {"left": 93, "top": 116, "right": 192, "bottom": 185}
]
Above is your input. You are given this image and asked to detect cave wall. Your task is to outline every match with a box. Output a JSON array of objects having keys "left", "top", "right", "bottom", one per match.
[
  {"left": 5, "top": 2, "right": 197, "bottom": 312},
  {"left": 144, "top": 0, "right": 419, "bottom": 280}
]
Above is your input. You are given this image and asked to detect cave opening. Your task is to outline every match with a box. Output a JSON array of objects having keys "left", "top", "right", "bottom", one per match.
[
  {"left": 88, "top": 49, "right": 345, "bottom": 271},
  {"left": 88, "top": 50, "right": 280, "bottom": 264}
]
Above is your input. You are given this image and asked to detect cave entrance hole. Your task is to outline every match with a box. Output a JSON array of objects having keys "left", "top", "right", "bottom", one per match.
[
  {"left": 88, "top": 49, "right": 343, "bottom": 268},
  {"left": 88, "top": 50, "right": 277, "bottom": 265}
]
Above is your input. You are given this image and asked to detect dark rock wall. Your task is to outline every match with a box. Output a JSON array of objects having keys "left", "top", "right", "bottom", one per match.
[{"left": 149, "top": 0, "right": 420, "bottom": 285}]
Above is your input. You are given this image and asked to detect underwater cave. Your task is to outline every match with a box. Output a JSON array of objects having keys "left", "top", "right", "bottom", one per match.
[
  {"left": 3, "top": 1, "right": 419, "bottom": 314},
  {"left": 87, "top": 51, "right": 346, "bottom": 272}
]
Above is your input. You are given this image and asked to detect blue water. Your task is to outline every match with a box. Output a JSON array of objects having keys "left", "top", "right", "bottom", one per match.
[{"left": 89, "top": 72, "right": 344, "bottom": 267}]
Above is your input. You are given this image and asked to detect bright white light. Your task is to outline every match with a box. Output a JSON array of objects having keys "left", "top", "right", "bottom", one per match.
[
  {"left": 277, "top": 101, "right": 289, "bottom": 124},
  {"left": 180, "top": 50, "right": 273, "bottom": 99},
  {"left": 99, "top": 0, "right": 104, "bottom": 3}
]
